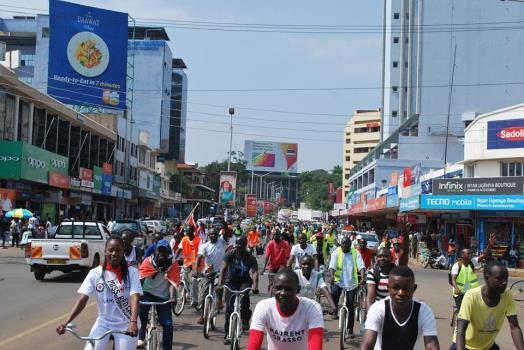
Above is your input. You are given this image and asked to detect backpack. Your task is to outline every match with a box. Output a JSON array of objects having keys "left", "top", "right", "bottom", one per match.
[{"left": 447, "top": 260, "right": 475, "bottom": 286}]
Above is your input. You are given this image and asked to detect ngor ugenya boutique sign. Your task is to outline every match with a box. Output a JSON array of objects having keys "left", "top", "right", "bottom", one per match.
[{"left": 432, "top": 177, "right": 524, "bottom": 195}]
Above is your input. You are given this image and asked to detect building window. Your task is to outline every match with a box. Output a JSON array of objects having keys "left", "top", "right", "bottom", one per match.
[
  {"left": 392, "top": 111, "right": 398, "bottom": 117},
  {"left": 345, "top": 156, "right": 351, "bottom": 161},
  {"left": 406, "top": 13, "right": 409, "bottom": 20},
  {"left": 42, "top": 27, "right": 49, "bottom": 38},
  {"left": 393, "top": 13, "right": 400, "bottom": 19},
  {"left": 501, "top": 162, "right": 524, "bottom": 177},
  {"left": 345, "top": 174, "right": 350, "bottom": 180},
  {"left": 392, "top": 61, "right": 399, "bottom": 68},
  {"left": 466, "top": 164, "right": 475, "bottom": 178},
  {"left": 20, "top": 54, "right": 34, "bottom": 67},
  {"left": 345, "top": 139, "right": 351, "bottom": 144},
  {"left": 405, "top": 37, "right": 409, "bottom": 44},
  {"left": 354, "top": 147, "right": 370, "bottom": 154},
  {"left": 393, "top": 37, "right": 399, "bottom": 44},
  {"left": 392, "top": 86, "right": 398, "bottom": 93},
  {"left": 404, "top": 61, "right": 409, "bottom": 68}
]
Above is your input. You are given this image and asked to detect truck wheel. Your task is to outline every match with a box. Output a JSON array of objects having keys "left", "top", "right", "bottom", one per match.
[
  {"left": 34, "top": 267, "right": 46, "bottom": 281},
  {"left": 92, "top": 254, "right": 100, "bottom": 268}
]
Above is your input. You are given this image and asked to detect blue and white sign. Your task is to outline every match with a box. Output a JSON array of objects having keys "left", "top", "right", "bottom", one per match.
[
  {"left": 421, "top": 195, "right": 524, "bottom": 211},
  {"left": 387, "top": 186, "right": 398, "bottom": 196},
  {"left": 487, "top": 119, "right": 524, "bottom": 150},
  {"left": 101, "top": 173, "right": 112, "bottom": 195},
  {"left": 386, "top": 194, "right": 399, "bottom": 208},
  {"left": 400, "top": 195, "right": 420, "bottom": 212},
  {"left": 48, "top": 0, "right": 128, "bottom": 109}
]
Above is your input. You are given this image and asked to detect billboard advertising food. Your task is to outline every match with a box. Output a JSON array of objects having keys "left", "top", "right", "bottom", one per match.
[
  {"left": 244, "top": 141, "right": 298, "bottom": 174},
  {"left": 246, "top": 194, "right": 257, "bottom": 217},
  {"left": 48, "top": 0, "right": 128, "bottom": 109},
  {"left": 219, "top": 171, "right": 237, "bottom": 207},
  {"left": 487, "top": 119, "right": 524, "bottom": 150}
]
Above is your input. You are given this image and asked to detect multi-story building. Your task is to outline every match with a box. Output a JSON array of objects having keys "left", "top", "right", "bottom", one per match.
[
  {"left": 176, "top": 163, "right": 215, "bottom": 218},
  {"left": 342, "top": 109, "right": 380, "bottom": 202},
  {"left": 168, "top": 58, "right": 187, "bottom": 162},
  {"left": 348, "top": 1, "right": 524, "bottom": 203}
]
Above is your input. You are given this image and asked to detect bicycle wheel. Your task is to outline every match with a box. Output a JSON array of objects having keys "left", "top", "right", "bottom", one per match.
[
  {"left": 510, "top": 280, "right": 524, "bottom": 301},
  {"left": 146, "top": 326, "right": 157, "bottom": 350},
  {"left": 155, "top": 328, "right": 163, "bottom": 350},
  {"left": 203, "top": 299, "right": 213, "bottom": 339},
  {"left": 230, "top": 315, "right": 240, "bottom": 350},
  {"left": 174, "top": 282, "right": 186, "bottom": 316},
  {"left": 358, "top": 289, "right": 367, "bottom": 325},
  {"left": 339, "top": 308, "right": 347, "bottom": 350}
]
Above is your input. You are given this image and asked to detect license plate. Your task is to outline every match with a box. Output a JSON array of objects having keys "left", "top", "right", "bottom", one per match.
[{"left": 47, "top": 259, "right": 66, "bottom": 265}]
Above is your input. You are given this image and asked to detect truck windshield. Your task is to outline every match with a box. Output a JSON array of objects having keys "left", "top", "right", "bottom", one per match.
[{"left": 55, "top": 224, "right": 103, "bottom": 239}]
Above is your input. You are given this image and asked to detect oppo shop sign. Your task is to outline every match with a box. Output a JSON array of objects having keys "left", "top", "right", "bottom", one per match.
[{"left": 0, "top": 140, "right": 69, "bottom": 184}]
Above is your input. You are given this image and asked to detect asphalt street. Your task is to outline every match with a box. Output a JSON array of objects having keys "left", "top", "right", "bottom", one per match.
[{"left": 1, "top": 247, "right": 523, "bottom": 349}]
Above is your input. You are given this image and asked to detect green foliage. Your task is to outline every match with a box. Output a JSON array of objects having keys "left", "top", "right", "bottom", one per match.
[{"left": 299, "top": 165, "right": 342, "bottom": 211}]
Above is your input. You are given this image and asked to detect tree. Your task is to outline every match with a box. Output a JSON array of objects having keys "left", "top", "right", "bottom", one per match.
[{"left": 299, "top": 166, "right": 342, "bottom": 211}]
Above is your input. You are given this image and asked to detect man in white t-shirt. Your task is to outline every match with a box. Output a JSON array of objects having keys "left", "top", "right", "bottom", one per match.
[
  {"left": 361, "top": 266, "right": 440, "bottom": 350},
  {"left": 248, "top": 267, "right": 324, "bottom": 350},
  {"left": 287, "top": 233, "right": 318, "bottom": 270},
  {"left": 296, "top": 255, "right": 337, "bottom": 315}
]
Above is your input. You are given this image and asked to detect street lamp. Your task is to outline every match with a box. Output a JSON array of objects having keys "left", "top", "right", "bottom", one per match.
[{"left": 227, "top": 107, "right": 235, "bottom": 171}]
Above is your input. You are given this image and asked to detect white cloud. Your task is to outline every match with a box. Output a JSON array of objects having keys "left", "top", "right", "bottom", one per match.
[{"left": 287, "top": 36, "right": 381, "bottom": 75}]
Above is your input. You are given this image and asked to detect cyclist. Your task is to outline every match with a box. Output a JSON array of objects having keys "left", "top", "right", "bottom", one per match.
[
  {"left": 144, "top": 232, "right": 164, "bottom": 258},
  {"left": 121, "top": 230, "right": 143, "bottom": 268},
  {"left": 262, "top": 230, "right": 291, "bottom": 294},
  {"left": 356, "top": 236, "right": 374, "bottom": 270},
  {"left": 219, "top": 236, "right": 259, "bottom": 345},
  {"left": 361, "top": 266, "right": 440, "bottom": 350},
  {"left": 137, "top": 240, "right": 180, "bottom": 349},
  {"left": 173, "top": 224, "right": 201, "bottom": 308},
  {"left": 247, "top": 226, "right": 260, "bottom": 255},
  {"left": 195, "top": 228, "right": 227, "bottom": 324},
  {"left": 56, "top": 235, "right": 142, "bottom": 350},
  {"left": 325, "top": 226, "right": 337, "bottom": 255},
  {"left": 310, "top": 230, "right": 328, "bottom": 266},
  {"left": 329, "top": 235, "right": 365, "bottom": 338},
  {"left": 287, "top": 232, "right": 318, "bottom": 270},
  {"left": 297, "top": 255, "right": 337, "bottom": 315},
  {"left": 247, "top": 267, "right": 324, "bottom": 350},
  {"left": 366, "top": 248, "right": 396, "bottom": 308},
  {"left": 452, "top": 260, "right": 524, "bottom": 350},
  {"left": 450, "top": 233, "right": 495, "bottom": 311}
]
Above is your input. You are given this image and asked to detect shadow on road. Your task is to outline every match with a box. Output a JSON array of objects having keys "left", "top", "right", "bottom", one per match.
[{"left": 40, "top": 271, "right": 85, "bottom": 283}]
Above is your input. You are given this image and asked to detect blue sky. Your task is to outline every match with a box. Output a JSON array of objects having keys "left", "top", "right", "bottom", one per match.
[{"left": 0, "top": 0, "right": 383, "bottom": 171}]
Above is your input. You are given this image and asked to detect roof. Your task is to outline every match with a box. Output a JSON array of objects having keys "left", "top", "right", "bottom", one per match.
[
  {"left": 172, "top": 58, "right": 187, "bottom": 69},
  {"left": 465, "top": 101, "right": 524, "bottom": 133},
  {"left": 128, "top": 26, "right": 170, "bottom": 41}
]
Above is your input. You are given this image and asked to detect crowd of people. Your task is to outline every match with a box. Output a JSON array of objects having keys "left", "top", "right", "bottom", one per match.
[
  {"left": 0, "top": 212, "right": 54, "bottom": 248},
  {"left": 55, "top": 217, "right": 524, "bottom": 350}
]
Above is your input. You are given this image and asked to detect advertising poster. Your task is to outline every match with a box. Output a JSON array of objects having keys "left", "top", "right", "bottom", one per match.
[
  {"left": 256, "top": 200, "right": 264, "bottom": 215},
  {"left": 48, "top": 0, "right": 128, "bottom": 109},
  {"left": 487, "top": 119, "right": 524, "bottom": 150},
  {"left": 432, "top": 177, "right": 524, "bottom": 195},
  {"left": 0, "top": 188, "right": 15, "bottom": 212},
  {"left": 246, "top": 194, "right": 257, "bottom": 217},
  {"left": 244, "top": 140, "right": 298, "bottom": 174},
  {"left": 219, "top": 171, "right": 237, "bottom": 207},
  {"left": 93, "top": 166, "right": 103, "bottom": 193},
  {"left": 263, "top": 201, "right": 271, "bottom": 214}
]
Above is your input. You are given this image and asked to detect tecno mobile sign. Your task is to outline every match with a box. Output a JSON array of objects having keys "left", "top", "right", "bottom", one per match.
[
  {"left": 487, "top": 119, "right": 524, "bottom": 149},
  {"left": 432, "top": 177, "right": 523, "bottom": 195}
]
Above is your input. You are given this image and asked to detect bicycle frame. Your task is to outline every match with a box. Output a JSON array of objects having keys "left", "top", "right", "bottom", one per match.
[
  {"left": 65, "top": 322, "right": 130, "bottom": 348},
  {"left": 338, "top": 289, "right": 350, "bottom": 331},
  {"left": 140, "top": 299, "right": 173, "bottom": 348},
  {"left": 223, "top": 286, "right": 251, "bottom": 340}
]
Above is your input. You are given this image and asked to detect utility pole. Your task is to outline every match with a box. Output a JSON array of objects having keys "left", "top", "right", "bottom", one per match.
[
  {"left": 227, "top": 107, "right": 234, "bottom": 171},
  {"left": 443, "top": 44, "right": 457, "bottom": 176}
]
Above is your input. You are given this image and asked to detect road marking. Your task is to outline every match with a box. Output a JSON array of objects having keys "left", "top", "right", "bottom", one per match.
[{"left": 0, "top": 301, "right": 96, "bottom": 347}]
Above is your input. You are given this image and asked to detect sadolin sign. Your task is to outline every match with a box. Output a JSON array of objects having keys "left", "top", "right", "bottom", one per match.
[{"left": 432, "top": 177, "right": 523, "bottom": 195}]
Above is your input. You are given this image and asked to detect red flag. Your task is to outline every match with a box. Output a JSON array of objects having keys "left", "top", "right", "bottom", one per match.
[{"left": 186, "top": 212, "right": 197, "bottom": 230}]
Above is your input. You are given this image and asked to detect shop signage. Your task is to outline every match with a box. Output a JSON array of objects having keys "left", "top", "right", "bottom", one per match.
[
  {"left": 386, "top": 194, "right": 399, "bottom": 208},
  {"left": 421, "top": 194, "right": 524, "bottom": 211},
  {"left": 400, "top": 195, "right": 420, "bottom": 212},
  {"left": 70, "top": 191, "right": 92, "bottom": 206},
  {"left": 246, "top": 194, "right": 257, "bottom": 217},
  {"left": 334, "top": 203, "right": 347, "bottom": 210},
  {"left": 111, "top": 185, "right": 132, "bottom": 199},
  {"left": 432, "top": 177, "right": 523, "bottom": 195},
  {"left": 101, "top": 173, "right": 112, "bottom": 195},
  {"left": 49, "top": 172, "right": 70, "bottom": 189},
  {"left": 387, "top": 186, "right": 398, "bottom": 196},
  {"left": 93, "top": 166, "right": 103, "bottom": 193},
  {"left": 401, "top": 183, "right": 421, "bottom": 198},
  {"left": 349, "top": 202, "right": 364, "bottom": 215},
  {"left": 487, "top": 119, "right": 524, "bottom": 150},
  {"left": 102, "top": 162, "right": 113, "bottom": 174},
  {"left": 79, "top": 167, "right": 94, "bottom": 188},
  {"left": 70, "top": 177, "right": 81, "bottom": 188},
  {"left": 366, "top": 197, "right": 387, "bottom": 212}
]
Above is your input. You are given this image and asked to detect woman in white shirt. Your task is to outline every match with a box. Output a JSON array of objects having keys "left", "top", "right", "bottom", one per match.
[{"left": 56, "top": 235, "right": 142, "bottom": 350}]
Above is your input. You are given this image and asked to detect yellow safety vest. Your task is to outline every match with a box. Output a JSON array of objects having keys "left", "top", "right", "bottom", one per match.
[
  {"left": 452, "top": 262, "right": 479, "bottom": 296},
  {"left": 334, "top": 247, "right": 359, "bottom": 285}
]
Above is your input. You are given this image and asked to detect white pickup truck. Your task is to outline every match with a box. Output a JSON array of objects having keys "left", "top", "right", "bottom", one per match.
[{"left": 26, "top": 221, "right": 110, "bottom": 281}]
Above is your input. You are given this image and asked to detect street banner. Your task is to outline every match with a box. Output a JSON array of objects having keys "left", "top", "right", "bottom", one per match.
[
  {"left": 263, "top": 201, "right": 271, "bottom": 214},
  {"left": 327, "top": 182, "right": 334, "bottom": 201},
  {"left": 246, "top": 194, "right": 257, "bottom": 217},
  {"left": 48, "top": 0, "right": 128, "bottom": 109},
  {"left": 219, "top": 171, "right": 237, "bottom": 207},
  {"left": 244, "top": 140, "right": 298, "bottom": 174},
  {"left": 0, "top": 188, "right": 15, "bottom": 212},
  {"left": 433, "top": 177, "right": 524, "bottom": 195},
  {"left": 93, "top": 166, "right": 102, "bottom": 193},
  {"left": 80, "top": 167, "right": 94, "bottom": 188},
  {"left": 256, "top": 200, "right": 264, "bottom": 216}
]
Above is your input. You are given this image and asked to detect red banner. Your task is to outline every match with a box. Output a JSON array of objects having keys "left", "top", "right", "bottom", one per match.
[
  {"left": 365, "top": 197, "right": 387, "bottom": 212},
  {"left": 79, "top": 167, "right": 93, "bottom": 181},
  {"left": 327, "top": 182, "right": 334, "bottom": 200},
  {"left": 102, "top": 162, "right": 113, "bottom": 175},
  {"left": 246, "top": 194, "right": 257, "bottom": 217},
  {"left": 49, "top": 172, "right": 70, "bottom": 189},
  {"left": 336, "top": 187, "right": 342, "bottom": 203},
  {"left": 403, "top": 168, "right": 412, "bottom": 188},
  {"left": 263, "top": 201, "right": 271, "bottom": 214}
]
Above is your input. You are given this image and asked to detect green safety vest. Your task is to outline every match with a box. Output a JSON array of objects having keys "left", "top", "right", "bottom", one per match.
[
  {"left": 452, "top": 262, "right": 479, "bottom": 296},
  {"left": 334, "top": 247, "right": 359, "bottom": 285}
]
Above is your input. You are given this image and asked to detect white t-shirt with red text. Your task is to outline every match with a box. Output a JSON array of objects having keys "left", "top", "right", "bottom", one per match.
[
  {"left": 250, "top": 297, "right": 324, "bottom": 350},
  {"left": 78, "top": 266, "right": 143, "bottom": 329}
]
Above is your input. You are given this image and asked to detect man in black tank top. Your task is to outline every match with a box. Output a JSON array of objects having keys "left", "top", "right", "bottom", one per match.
[{"left": 360, "top": 266, "right": 440, "bottom": 350}]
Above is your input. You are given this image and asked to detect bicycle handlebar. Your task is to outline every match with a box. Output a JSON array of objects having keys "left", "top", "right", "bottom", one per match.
[
  {"left": 217, "top": 285, "right": 252, "bottom": 294},
  {"left": 139, "top": 299, "right": 175, "bottom": 306},
  {"left": 65, "top": 323, "right": 131, "bottom": 342}
]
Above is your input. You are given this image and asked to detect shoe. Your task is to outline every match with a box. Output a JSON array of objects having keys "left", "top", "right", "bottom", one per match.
[
  {"left": 223, "top": 338, "right": 231, "bottom": 345},
  {"left": 137, "top": 339, "right": 145, "bottom": 348},
  {"left": 217, "top": 300, "right": 224, "bottom": 310},
  {"left": 197, "top": 316, "right": 204, "bottom": 325}
]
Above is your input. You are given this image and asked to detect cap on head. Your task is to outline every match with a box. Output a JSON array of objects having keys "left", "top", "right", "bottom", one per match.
[{"left": 155, "top": 239, "right": 172, "bottom": 253}]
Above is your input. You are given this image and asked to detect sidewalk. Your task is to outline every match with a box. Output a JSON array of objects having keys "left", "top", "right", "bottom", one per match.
[
  {"left": 0, "top": 245, "right": 25, "bottom": 258},
  {"left": 409, "top": 257, "right": 524, "bottom": 278}
]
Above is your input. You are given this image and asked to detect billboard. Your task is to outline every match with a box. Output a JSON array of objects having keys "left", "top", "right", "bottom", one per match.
[
  {"left": 432, "top": 177, "right": 523, "bottom": 195},
  {"left": 244, "top": 141, "right": 298, "bottom": 174},
  {"left": 487, "top": 119, "right": 524, "bottom": 150},
  {"left": 48, "top": 0, "right": 128, "bottom": 109},
  {"left": 421, "top": 194, "right": 524, "bottom": 211},
  {"left": 219, "top": 171, "right": 237, "bottom": 207},
  {"left": 246, "top": 194, "right": 257, "bottom": 217}
]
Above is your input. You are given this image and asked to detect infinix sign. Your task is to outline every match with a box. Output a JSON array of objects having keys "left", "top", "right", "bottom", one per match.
[{"left": 432, "top": 177, "right": 523, "bottom": 195}]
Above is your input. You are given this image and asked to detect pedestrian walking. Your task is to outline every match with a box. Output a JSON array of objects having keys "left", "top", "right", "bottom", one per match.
[{"left": 10, "top": 218, "right": 20, "bottom": 247}]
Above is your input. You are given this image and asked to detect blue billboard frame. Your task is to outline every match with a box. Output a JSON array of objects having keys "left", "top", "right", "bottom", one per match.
[{"left": 48, "top": 0, "right": 128, "bottom": 109}]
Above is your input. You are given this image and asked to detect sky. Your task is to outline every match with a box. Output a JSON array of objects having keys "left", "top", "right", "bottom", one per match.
[{"left": 0, "top": 0, "right": 384, "bottom": 171}]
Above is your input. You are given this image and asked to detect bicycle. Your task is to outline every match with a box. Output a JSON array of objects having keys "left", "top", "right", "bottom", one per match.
[
  {"left": 261, "top": 271, "right": 277, "bottom": 297},
  {"left": 220, "top": 285, "right": 252, "bottom": 350},
  {"left": 510, "top": 279, "right": 524, "bottom": 301},
  {"left": 354, "top": 284, "right": 367, "bottom": 329},
  {"left": 338, "top": 286, "right": 364, "bottom": 350},
  {"left": 202, "top": 271, "right": 219, "bottom": 339},
  {"left": 140, "top": 299, "right": 174, "bottom": 350},
  {"left": 65, "top": 322, "right": 131, "bottom": 349},
  {"left": 173, "top": 266, "right": 200, "bottom": 316}
]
